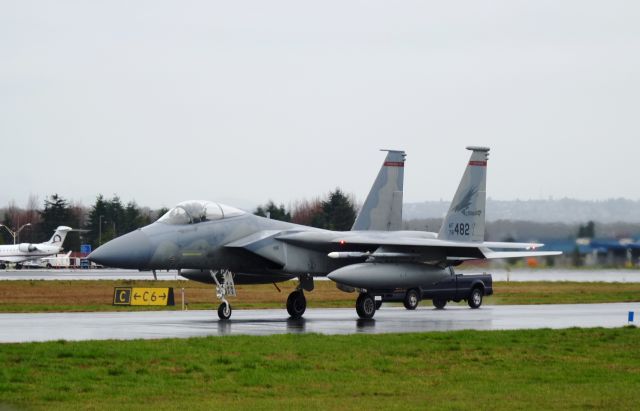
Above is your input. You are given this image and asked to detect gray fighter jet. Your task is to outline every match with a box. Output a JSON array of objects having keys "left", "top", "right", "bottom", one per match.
[{"left": 89, "top": 147, "right": 560, "bottom": 320}]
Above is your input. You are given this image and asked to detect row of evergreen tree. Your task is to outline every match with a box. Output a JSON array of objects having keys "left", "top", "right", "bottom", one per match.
[
  {"left": 254, "top": 188, "right": 357, "bottom": 231},
  {"left": 0, "top": 189, "right": 358, "bottom": 250},
  {"left": 0, "top": 194, "right": 158, "bottom": 250}
]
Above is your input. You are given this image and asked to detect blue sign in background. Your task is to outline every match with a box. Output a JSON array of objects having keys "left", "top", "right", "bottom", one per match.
[{"left": 80, "top": 244, "right": 92, "bottom": 254}]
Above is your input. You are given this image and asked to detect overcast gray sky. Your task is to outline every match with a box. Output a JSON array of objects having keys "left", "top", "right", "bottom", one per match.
[{"left": 2, "top": 1, "right": 639, "bottom": 210}]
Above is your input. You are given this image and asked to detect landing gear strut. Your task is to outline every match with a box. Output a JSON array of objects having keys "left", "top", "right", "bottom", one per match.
[{"left": 210, "top": 269, "right": 236, "bottom": 320}]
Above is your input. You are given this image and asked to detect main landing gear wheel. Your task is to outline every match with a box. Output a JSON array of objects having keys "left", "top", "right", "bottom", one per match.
[
  {"left": 217, "top": 302, "right": 232, "bottom": 320},
  {"left": 286, "top": 290, "right": 307, "bottom": 319},
  {"left": 468, "top": 287, "right": 483, "bottom": 309},
  {"left": 432, "top": 298, "right": 447, "bottom": 309},
  {"left": 356, "top": 293, "right": 376, "bottom": 319},
  {"left": 403, "top": 289, "right": 420, "bottom": 310}
]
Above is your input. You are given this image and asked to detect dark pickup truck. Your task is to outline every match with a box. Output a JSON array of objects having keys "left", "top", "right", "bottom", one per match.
[{"left": 376, "top": 269, "right": 493, "bottom": 310}]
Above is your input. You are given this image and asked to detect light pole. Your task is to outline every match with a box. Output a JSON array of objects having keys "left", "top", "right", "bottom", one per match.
[
  {"left": 0, "top": 223, "right": 32, "bottom": 244},
  {"left": 98, "top": 215, "right": 105, "bottom": 246}
]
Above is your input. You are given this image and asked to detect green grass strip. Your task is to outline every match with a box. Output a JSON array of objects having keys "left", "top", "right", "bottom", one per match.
[{"left": 0, "top": 327, "right": 639, "bottom": 410}]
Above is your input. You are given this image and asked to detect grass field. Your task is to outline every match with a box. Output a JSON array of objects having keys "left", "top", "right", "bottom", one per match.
[
  {"left": 0, "top": 280, "right": 639, "bottom": 313},
  {"left": 0, "top": 327, "right": 638, "bottom": 410}
]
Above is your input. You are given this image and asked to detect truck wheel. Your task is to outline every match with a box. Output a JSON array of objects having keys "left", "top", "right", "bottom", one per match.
[
  {"left": 433, "top": 298, "right": 447, "bottom": 309},
  {"left": 356, "top": 293, "right": 376, "bottom": 319},
  {"left": 468, "top": 287, "right": 483, "bottom": 309},
  {"left": 403, "top": 289, "right": 420, "bottom": 310}
]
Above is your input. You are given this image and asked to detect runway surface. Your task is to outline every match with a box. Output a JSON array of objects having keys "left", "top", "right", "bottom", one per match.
[
  {"left": 0, "top": 269, "right": 186, "bottom": 281},
  {"left": 2, "top": 268, "right": 640, "bottom": 282},
  {"left": 1, "top": 303, "right": 637, "bottom": 343},
  {"left": 480, "top": 268, "right": 640, "bottom": 283}
]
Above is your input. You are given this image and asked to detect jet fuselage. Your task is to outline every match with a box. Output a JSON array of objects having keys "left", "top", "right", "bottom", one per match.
[{"left": 90, "top": 212, "right": 358, "bottom": 276}]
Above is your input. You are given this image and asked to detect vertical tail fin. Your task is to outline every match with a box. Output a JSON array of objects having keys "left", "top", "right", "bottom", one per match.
[
  {"left": 47, "top": 226, "right": 72, "bottom": 246},
  {"left": 438, "top": 147, "right": 489, "bottom": 242},
  {"left": 352, "top": 149, "right": 405, "bottom": 231}
]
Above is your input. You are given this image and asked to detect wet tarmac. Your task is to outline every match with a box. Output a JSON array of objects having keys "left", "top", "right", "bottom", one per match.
[
  {"left": 3, "top": 268, "right": 640, "bottom": 282},
  {"left": 0, "top": 269, "right": 186, "bottom": 281},
  {"left": 475, "top": 268, "right": 640, "bottom": 283},
  {"left": 0, "top": 303, "right": 637, "bottom": 343}
]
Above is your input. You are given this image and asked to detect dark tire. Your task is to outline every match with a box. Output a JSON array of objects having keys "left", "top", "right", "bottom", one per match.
[
  {"left": 375, "top": 300, "right": 383, "bottom": 310},
  {"left": 468, "top": 287, "right": 483, "bottom": 309},
  {"left": 433, "top": 298, "right": 447, "bottom": 309},
  {"left": 286, "top": 290, "right": 307, "bottom": 319},
  {"left": 0, "top": 263, "right": 6, "bottom": 269},
  {"left": 403, "top": 289, "right": 420, "bottom": 310},
  {"left": 356, "top": 293, "right": 376, "bottom": 319},
  {"left": 217, "top": 302, "right": 232, "bottom": 320},
  {"left": 15, "top": 264, "right": 22, "bottom": 270},
  {"left": 46, "top": 263, "right": 52, "bottom": 269}
]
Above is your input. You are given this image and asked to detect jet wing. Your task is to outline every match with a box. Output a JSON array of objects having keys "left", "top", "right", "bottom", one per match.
[
  {"left": 224, "top": 230, "right": 293, "bottom": 267},
  {"left": 224, "top": 230, "right": 284, "bottom": 249},
  {"left": 481, "top": 241, "right": 546, "bottom": 250},
  {"left": 227, "top": 229, "right": 560, "bottom": 265},
  {"left": 328, "top": 235, "right": 544, "bottom": 250},
  {"left": 479, "top": 250, "right": 562, "bottom": 259},
  {"left": 277, "top": 231, "right": 558, "bottom": 262}
]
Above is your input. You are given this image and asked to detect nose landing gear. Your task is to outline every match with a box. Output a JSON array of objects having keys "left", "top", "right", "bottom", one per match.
[
  {"left": 217, "top": 301, "right": 232, "bottom": 320},
  {"left": 210, "top": 269, "right": 236, "bottom": 320}
]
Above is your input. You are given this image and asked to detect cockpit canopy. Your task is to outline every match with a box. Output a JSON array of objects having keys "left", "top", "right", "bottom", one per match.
[{"left": 157, "top": 200, "right": 245, "bottom": 225}]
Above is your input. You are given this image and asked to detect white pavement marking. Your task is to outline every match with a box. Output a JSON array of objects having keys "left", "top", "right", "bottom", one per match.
[{"left": 0, "top": 303, "right": 638, "bottom": 343}]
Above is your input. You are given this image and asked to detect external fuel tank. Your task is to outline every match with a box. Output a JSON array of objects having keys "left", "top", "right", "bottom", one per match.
[{"left": 327, "top": 262, "right": 450, "bottom": 289}]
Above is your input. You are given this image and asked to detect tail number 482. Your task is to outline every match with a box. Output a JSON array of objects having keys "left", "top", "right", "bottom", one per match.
[{"left": 450, "top": 223, "right": 470, "bottom": 236}]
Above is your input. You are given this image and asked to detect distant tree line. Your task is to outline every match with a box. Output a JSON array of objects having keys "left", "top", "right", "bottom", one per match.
[
  {"left": 1, "top": 191, "right": 630, "bottom": 270},
  {"left": 0, "top": 194, "right": 85, "bottom": 250},
  {"left": 0, "top": 189, "right": 358, "bottom": 251},
  {"left": 0, "top": 194, "right": 160, "bottom": 250},
  {"left": 577, "top": 221, "right": 596, "bottom": 239},
  {"left": 85, "top": 195, "right": 153, "bottom": 247},
  {"left": 253, "top": 188, "right": 357, "bottom": 231}
]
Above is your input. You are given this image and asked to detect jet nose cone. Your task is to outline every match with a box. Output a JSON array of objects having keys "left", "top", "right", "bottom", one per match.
[{"left": 88, "top": 229, "right": 152, "bottom": 269}]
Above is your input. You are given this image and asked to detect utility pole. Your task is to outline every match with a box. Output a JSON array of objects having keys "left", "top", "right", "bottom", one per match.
[
  {"left": 0, "top": 223, "right": 31, "bottom": 244},
  {"left": 99, "top": 215, "right": 104, "bottom": 246}
]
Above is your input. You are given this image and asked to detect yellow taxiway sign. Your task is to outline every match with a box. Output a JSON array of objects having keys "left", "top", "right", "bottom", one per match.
[{"left": 113, "top": 287, "right": 175, "bottom": 306}]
